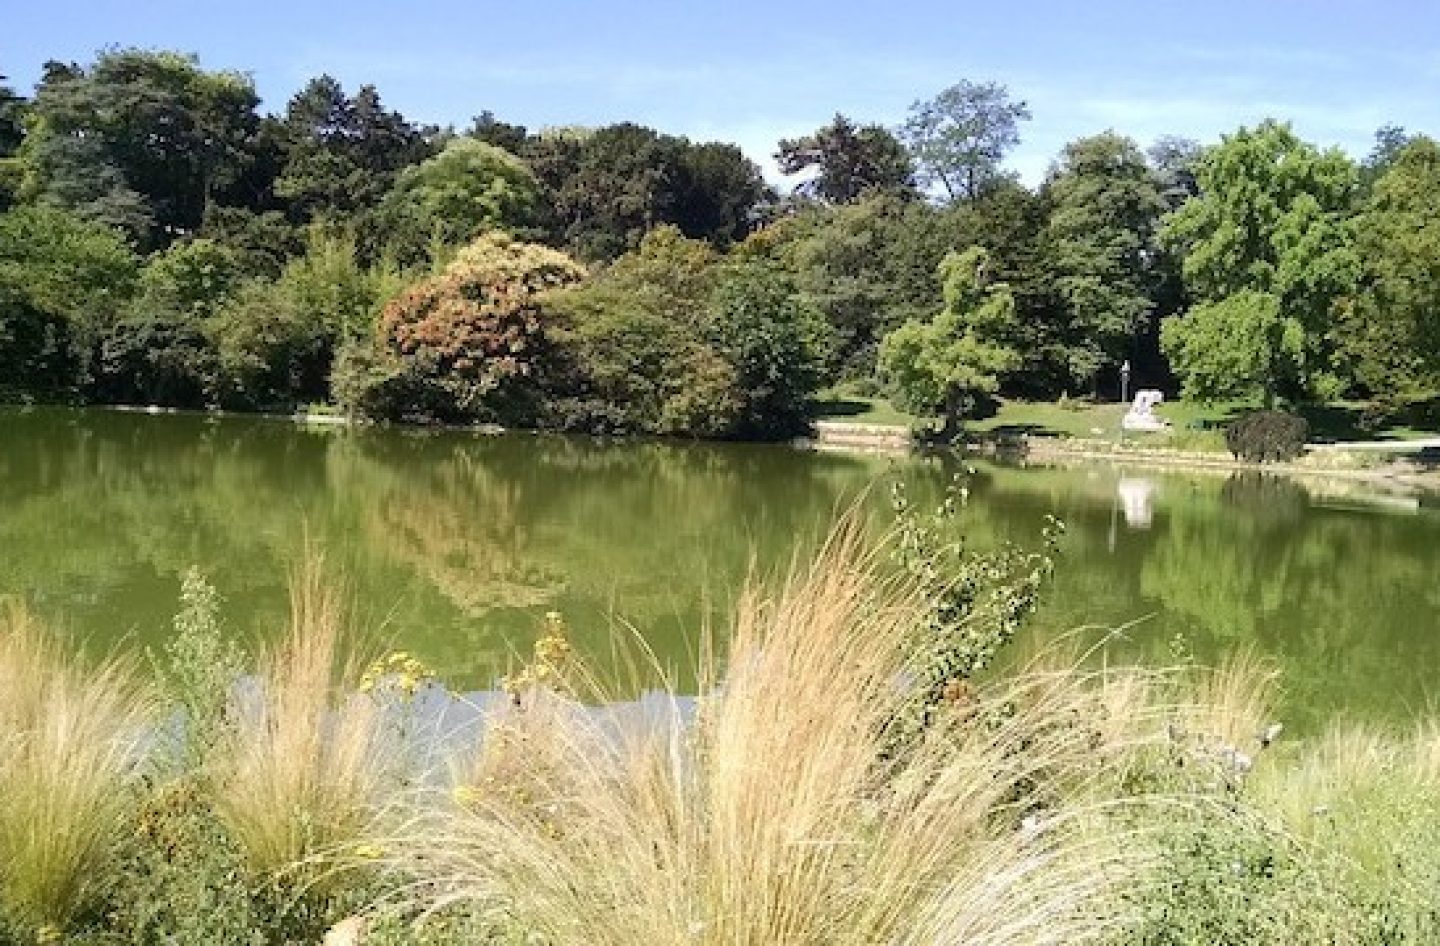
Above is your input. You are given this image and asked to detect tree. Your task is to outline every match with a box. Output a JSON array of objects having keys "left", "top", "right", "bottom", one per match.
[
  {"left": 879, "top": 246, "right": 1020, "bottom": 438},
  {"left": 901, "top": 80, "right": 1031, "bottom": 202},
  {"left": 274, "top": 75, "right": 432, "bottom": 223},
  {"left": 344, "top": 235, "right": 585, "bottom": 423},
  {"left": 375, "top": 137, "right": 540, "bottom": 256},
  {"left": 0, "top": 75, "right": 25, "bottom": 209},
  {"left": 135, "top": 238, "right": 248, "bottom": 319},
  {"left": 705, "top": 261, "right": 828, "bottom": 438},
  {"left": 1340, "top": 136, "right": 1440, "bottom": 402},
  {"left": 469, "top": 110, "right": 529, "bottom": 155},
  {"left": 528, "top": 123, "right": 765, "bottom": 260},
  {"left": 1044, "top": 132, "right": 1165, "bottom": 391},
  {"left": 0, "top": 76, "right": 22, "bottom": 156},
  {"left": 0, "top": 205, "right": 141, "bottom": 391},
  {"left": 941, "top": 180, "right": 1065, "bottom": 396},
  {"left": 1159, "top": 121, "right": 1360, "bottom": 403},
  {"left": 1362, "top": 124, "right": 1414, "bottom": 187},
  {"left": 19, "top": 50, "right": 263, "bottom": 247},
  {"left": 1147, "top": 136, "right": 1204, "bottom": 210},
  {"left": 545, "top": 226, "right": 740, "bottom": 436},
  {"left": 760, "top": 192, "right": 948, "bottom": 378},
  {"left": 670, "top": 141, "right": 768, "bottom": 248},
  {"left": 775, "top": 114, "right": 915, "bottom": 204}
]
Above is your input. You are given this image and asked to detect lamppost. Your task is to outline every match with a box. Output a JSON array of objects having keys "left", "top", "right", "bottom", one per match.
[{"left": 1120, "top": 360, "right": 1132, "bottom": 406}]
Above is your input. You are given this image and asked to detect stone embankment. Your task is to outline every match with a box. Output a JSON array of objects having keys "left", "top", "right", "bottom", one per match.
[{"left": 806, "top": 420, "right": 913, "bottom": 453}]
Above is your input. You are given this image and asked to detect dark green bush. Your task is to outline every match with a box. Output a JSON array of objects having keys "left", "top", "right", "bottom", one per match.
[{"left": 1224, "top": 411, "right": 1309, "bottom": 463}]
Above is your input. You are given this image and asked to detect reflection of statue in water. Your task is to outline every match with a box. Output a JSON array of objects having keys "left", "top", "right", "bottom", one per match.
[
  {"left": 1122, "top": 390, "right": 1169, "bottom": 432},
  {"left": 1117, "top": 477, "right": 1158, "bottom": 529}
]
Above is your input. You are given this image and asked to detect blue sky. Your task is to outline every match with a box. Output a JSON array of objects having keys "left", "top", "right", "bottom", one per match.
[{"left": 5, "top": 0, "right": 1437, "bottom": 182}]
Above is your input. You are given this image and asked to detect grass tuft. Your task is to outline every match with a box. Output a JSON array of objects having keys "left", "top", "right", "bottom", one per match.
[{"left": 0, "top": 601, "right": 153, "bottom": 933}]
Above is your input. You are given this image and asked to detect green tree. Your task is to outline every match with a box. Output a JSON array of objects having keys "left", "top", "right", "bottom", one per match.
[
  {"left": 1044, "top": 132, "right": 1165, "bottom": 391},
  {"left": 776, "top": 114, "right": 915, "bottom": 204},
  {"left": 901, "top": 80, "right": 1031, "bottom": 202},
  {"left": 759, "top": 192, "right": 949, "bottom": 378},
  {"left": 1340, "top": 136, "right": 1440, "bottom": 402},
  {"left": 1361, "top": 124, "right": 1414, "bottom": 189},
  {"left": 528, "top": 123, "right": 765, "bottom": 260},
  {"left": 206, "top": 230, "right": 404, "bottom": 408},
  {"left": 274, "top": 76, "right": 432, "bottom": 224},
  {"left": 375, "top": 137, "right": 540, "bottom": 258},
  {"left": 879, "top": 246, "right": 1020, "bottom": 438},
  {"left": 1147, "top": 136, "right": 1204, "bottom": 211},
  {"left": 19, "top": 51, "right": 263, "bottom": 247},
  {"left": 0, "top": 75, "right": 25, "bottom": 209},
  {"left": 135, "top": 238, "right": 248, "bottom": 320},
  {"left": 1159, "top": 121, "right": 1360, "bottom": 403},
  {"left": 545, "top": 226, "right": 742, "bottom": 436},
  {"left": 941, "top": 180, "right": 1066, "bottom": 395},
  {"left": 0, "top": 205, "right": 140, "bottom": 391},
  {"left": 705, "top": 261, "right": 828, "bottom": 438},
  {"left": 469, "top": 110, "right": 529, "bottom": 154}
]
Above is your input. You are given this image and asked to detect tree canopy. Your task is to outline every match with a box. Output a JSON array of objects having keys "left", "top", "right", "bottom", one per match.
[
  {"left": 1160, "top": 121, "right": 1360, "bottom": 403},
  {"left": 879, "top": 246, "right": 1020, "bottom": 436},
  {"left": 901, "top": 81, "right": 1031, "bottom": 202}
]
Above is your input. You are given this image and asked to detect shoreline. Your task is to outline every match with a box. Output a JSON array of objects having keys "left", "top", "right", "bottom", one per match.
[
  {"left": 1010, "top": 437, "right": 1440, "bottom": 495},
  {"left": 805, "top": 418, "right": 1440, "bottom": 494},
  {"left": 13, "top": 402, "right": 1440, "bottom": 494}
]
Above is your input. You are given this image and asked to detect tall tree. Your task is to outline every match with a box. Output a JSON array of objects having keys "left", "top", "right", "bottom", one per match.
[
  {"left": 529, "top": 123, "right": 765, "bottom": 260},
  {"left": 0, "top": 74, "right": 26, "bottom": 209},
  {"left": 274, "top": 75, "right": 432, "bottom": 222},
  {"left": 704, "top": 260, "right": 827, "bottom": 438},
  {"left": 1340, "top": 136, "right": 1440, "bottom": 402},
  {"left": 941, "top": 180, "right": 1064, "bottom": 395},
  {"left": 1360, "top": 124, "right": 1415, "bottom": 191},
  {"left": 765, "top": 192, "right": 948, "bottom": 377},
  {"left": 1159, "top": 121, "right": 1360, "bottom": 404},
  {"left": 1043, "top": 132, "right": 1165, "bottom": 392},
  {"left": 0, "top": 75, "right": 22, "bottom": 156},
  {"left": 1147, "top": 135, "right": 1204, "bottom": 210},
  {"left": 879, "top": 245, "right": 1020, "bottom": 438},
  {"left": 775, "top": 114, "right": 915, "bottom": 204},
  {"left": 901, "top": 80, "right": 1031, "bottom": 202},
  {"left": 19, "top": 50, "right": 262, "bottom": 247},
  {"left": 469, "top": 110, "right": 529, "bottom": 155},
  {"left": 0, "top": 205, "right": 141, "bottom": 391}
]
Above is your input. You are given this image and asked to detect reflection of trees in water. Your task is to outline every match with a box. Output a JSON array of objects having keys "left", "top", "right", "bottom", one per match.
[
  {"left": 1139, "top": 472, "right": 1440, "bottom": 726},
  {"left": 11, "top": 409, "right": 1437, "bottom": 723},
  {"left": 335, "top": 434, "right": 564, "bottom": 615},
  {"left": 337, "top": 432, "right": 887, "bottom": 643},
  {"left": 0, "top": 411, "right": 893, "bottom": 690},
  {"left": 1220, "top": 472, "right": 1307, "bottom": 526},
  {"left": 0, "top": 409, "right": 438, "bottom": 655},
  {"left": 0, "top": 411, "right": 331, "bottom": 626}
]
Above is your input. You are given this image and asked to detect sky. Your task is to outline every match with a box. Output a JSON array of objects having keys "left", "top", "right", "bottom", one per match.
[{"left": 4, "top": 0, "right": 1438, "bottom": 183}]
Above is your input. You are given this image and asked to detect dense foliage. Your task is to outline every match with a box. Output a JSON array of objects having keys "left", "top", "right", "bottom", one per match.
[
  {"left": 1224, "top": 410, "right": 1311, "bottom": 463},
  {"left": 3, "top": 48, "right": 1439, "bottom": 437}
]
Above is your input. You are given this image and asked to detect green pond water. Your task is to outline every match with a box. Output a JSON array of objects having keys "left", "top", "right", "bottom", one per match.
[{"left": 2, "top": 406, "right": 1438, "bottom": 730}]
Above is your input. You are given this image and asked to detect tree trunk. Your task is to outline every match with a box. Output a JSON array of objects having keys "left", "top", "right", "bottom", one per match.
[{"left": 939, "top": 387, "right": 965, "bottom": 443}]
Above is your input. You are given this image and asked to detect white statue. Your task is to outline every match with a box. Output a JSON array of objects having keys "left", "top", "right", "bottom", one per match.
[{"left": 1121, "top": 389, "right": 1168, "bottom": 432}]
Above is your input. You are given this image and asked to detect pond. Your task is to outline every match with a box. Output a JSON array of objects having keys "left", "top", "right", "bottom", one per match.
[{"left": 3, "top": 406, "right": 1438, "bottom": 730}]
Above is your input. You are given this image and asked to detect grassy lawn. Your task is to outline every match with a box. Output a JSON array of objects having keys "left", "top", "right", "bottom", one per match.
[
  {"left": 811, "top": 393, "right": 922, "bottom": 427},
  {"left": 813, "top": 393, "right": 1440, "bottom": 446}
]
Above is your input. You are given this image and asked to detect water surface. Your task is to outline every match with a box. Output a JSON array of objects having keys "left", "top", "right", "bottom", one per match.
[{"left": 2, "top": 406, "right": 1437, "bottom": 729}]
